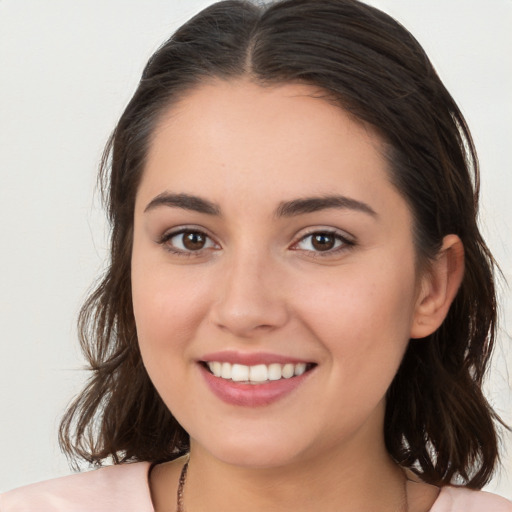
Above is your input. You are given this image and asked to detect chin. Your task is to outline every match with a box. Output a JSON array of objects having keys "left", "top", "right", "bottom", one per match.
[{"left": 190, "top": 429, "right": 313, "bottom": 469}]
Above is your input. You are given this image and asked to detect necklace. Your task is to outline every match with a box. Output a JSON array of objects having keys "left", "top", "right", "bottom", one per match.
[
  {"left": 175, "top": 457, "right": 409, "bottom": 512},
  {"left": 176, "top": 457, "right": 189, "bottom": 512}
]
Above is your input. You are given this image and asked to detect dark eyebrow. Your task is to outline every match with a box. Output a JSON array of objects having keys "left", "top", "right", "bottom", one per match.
[
  {"left": 275, "top": 195, "right": 377, "bottom": 218},
  {"left": 144, "top": 192, "right": 376, "bottom": 218},
  {"left": 144, "top": 192, "right": 221, "bottom": 215}
]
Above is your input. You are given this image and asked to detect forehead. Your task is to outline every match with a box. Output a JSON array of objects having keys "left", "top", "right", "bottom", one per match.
[
  {"left": 149, "top": 79, "right": 383, "bottom": 163},
  {"left": 137, "top": 79, "right": 404, "bottom": 221}
]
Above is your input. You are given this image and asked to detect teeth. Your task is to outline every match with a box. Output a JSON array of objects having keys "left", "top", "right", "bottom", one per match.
[
  {"left": 211, "top": 361, "right": 222, "bottom": 377},
  {"left": 282, "top": 363, "right": 294, "bottom": 379},
  {"left": 249, "top": 364, "right": 268, "bottom": 383},
  {"left": 295, "top": 363, "right": 307, "bottom": 376},
  {"left": 221, "top": 362, "right": 231, "bottom": 379},
  {"left": 268, "top": 363, "right": 282, "bottom": 381},
  {"left": 206, "top": 361, "right": 310, "bottom": 383},
  {"left": 231, "top": 364, "right": 249, "bottom": 382}
]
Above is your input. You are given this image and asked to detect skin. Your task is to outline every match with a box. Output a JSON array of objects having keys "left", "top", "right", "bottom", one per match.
[{"left": 131, "top": 80, "right": 463, "bottom": 511}]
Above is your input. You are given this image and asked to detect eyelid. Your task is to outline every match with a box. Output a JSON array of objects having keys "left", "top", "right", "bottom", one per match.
[
  {"left": 156, "top": 225, "right": 355, "bottom": 257},
  {"left": 157, "top": 225, "right": 221, "bottom": 255},
  {"left": 290, "top": 227, "right": 356, "bottom": 255}
]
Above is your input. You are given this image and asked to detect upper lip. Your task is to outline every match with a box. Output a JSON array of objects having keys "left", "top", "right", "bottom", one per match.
[{"left": 199, "top": 350, "right": 314, "bottom": 366}]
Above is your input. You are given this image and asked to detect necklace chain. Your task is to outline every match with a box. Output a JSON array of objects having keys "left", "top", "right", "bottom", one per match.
[
  {"left": 175, "top": 457, "right": 408, "bottom": 512},
  {"left": 176, "top": 458, "right": 189, "bottom": 512}
]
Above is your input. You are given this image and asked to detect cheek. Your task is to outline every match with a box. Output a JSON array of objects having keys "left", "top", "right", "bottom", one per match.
[
  {"left": 293, "top": 254, "right": 418, "bottom": 366},
  {"left": 131, "top": 248, "right": 212, "bottom": 368},
  {"left": 131, "top": 266, "right": 214, "bottom": 422}
]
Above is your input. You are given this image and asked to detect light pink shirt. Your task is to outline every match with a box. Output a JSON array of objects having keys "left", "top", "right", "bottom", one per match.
[{"left": 1, "top": 462, "right": 511, "bottom": 511}]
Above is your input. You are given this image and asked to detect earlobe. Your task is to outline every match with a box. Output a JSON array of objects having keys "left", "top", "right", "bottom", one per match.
[{"left": 410, "top": 234, "right": 465, "bottom": 339}]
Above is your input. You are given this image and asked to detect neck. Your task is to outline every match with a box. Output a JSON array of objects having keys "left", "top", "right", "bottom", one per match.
[{"left": 182, "top": 437, "right": 406, "bottom": 512}]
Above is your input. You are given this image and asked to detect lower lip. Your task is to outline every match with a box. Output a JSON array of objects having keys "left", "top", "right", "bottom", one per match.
[{"left": 199, "top": 364, "right": 313, "bottom": 407}]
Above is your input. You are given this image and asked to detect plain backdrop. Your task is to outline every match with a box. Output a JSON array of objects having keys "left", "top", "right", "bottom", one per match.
[{"left": 1, "top": 0, "right": 511, "bottom": 499}]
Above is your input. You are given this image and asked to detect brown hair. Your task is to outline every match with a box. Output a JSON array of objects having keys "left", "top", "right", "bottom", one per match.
[{"left": 60, "top": 0, "right": 503, "bottom": 488}]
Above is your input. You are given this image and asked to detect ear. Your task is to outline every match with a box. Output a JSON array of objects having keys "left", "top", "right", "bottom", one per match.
[{"left": 410, "top": 234, "right": 465, "bottom": 339}]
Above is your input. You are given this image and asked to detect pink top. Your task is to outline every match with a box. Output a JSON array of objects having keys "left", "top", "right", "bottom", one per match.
[{"left": 1, "top": 462, "right": 511, "bottom": 511}]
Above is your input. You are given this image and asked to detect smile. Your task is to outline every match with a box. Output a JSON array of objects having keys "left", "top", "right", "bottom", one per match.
[
  {"left": 204, "top": 361, "right": 310, "bottom": 383},
  {"left": 199, "top": 356, "right": 317, "bottom": 407}
]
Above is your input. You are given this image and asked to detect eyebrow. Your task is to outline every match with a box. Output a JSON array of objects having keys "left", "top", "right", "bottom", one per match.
[
  {"left": 275, "top": 195, "right": 377, "bottom": 218},
  {"left": 144, "top": 192, "right": 221, "bottom": 215},
  {"left": 144, "top": 192, "right": 377, "bottom": 218}
]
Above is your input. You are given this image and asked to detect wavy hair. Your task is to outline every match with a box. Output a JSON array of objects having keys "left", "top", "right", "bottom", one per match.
[{"left": 60, "top": 0, "right": 503, "bottom": 488}]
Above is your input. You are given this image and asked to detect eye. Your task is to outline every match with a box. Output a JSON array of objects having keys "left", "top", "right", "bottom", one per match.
[
  {"left": 293, "top": 230, "right": 354, "bottom": 255},
  {"left": 159, "top": 229, "right": 218, "bottom": 254}
]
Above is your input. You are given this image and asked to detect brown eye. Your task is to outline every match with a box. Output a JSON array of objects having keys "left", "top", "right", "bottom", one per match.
[
  {"left": 163, "top": 229, "right": 217, "bottom": 253},
  {"left": 182, "top": 231, "right": 207, "bottom": 250},
  {"left": 311, "top": 233, "right": 336, "bottom": 251},
  {"left": 294, "top": 230, "right": 352, "bottom": 255}
]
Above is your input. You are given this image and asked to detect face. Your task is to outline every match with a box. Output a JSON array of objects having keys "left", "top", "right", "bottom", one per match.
[{"left": 132, "top": 80, "right": 424, "bottom": 469}]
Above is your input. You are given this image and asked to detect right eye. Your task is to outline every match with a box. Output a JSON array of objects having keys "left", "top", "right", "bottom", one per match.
[{"left": 159, "top": 229, "right": 218, "bottom": 255}]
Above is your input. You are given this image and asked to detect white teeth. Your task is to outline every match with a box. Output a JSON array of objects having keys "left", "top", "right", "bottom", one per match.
[
  {"left": 268, "top": 363, "right": 282, "bottom": 381},
  {"left": 249, "top": 364, "right": 268, "bottom": 383},
  {"left": 210, "top": 361, "right": 222, "bottom": 377},
  {"left": 205, "top": 361, "right": 311, "bottom": 383},
  {"left": 221, "top": 362, "right": 232, "bottom": 379},
  {"left": 282, "top": 363, "right": 294, "bottom": 379},
  {"left": 294, "top": 363, "right": 307, "bottom": 376},
  {"left": 231, "top": 363, "right": 249, "bottom": 382}
]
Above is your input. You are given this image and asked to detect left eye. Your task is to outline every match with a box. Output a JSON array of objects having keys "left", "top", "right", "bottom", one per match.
[
  {"left": 165, "top": 230, "right": 217, "bottom": 252},
  {"left": 295, "top": 232, "right": 348, "bottom": 252}
]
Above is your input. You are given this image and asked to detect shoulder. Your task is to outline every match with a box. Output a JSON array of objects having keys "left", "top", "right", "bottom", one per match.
[
  {"left": 431, "top": 486, "right": 512, "bottom": 512},
  {"left": 0, "top": 462, "right": 154, "bottom": 512}
]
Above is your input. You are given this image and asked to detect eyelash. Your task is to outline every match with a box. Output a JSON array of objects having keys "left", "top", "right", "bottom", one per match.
[
  {"left": 291, "top": 229, "right": 355, "bottom": 257},
  {"left": 157, "top": 228, "right": 218, "bottom": 257},
  {"left": 157, "top": 228, "right": 355, "bottom": 258}
]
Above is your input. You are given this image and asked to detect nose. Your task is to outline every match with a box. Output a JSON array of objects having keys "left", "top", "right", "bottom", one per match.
[{"left": 209, "top": 250, "right": 290, "bottom": 338}]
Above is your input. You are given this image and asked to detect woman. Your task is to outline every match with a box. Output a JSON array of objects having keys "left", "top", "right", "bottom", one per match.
[{"left": 1, "top": 0, "right": 510, "bottom": 510}]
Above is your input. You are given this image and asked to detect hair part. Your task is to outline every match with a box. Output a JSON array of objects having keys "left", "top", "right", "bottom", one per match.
[{"left": 60, "top": 0, "right": 503, "bottom": 487}]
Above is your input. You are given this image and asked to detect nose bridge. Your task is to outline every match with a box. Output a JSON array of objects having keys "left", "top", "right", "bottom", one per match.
[{"left": 211, "top": 241, "right": 288, "bottom": 337}]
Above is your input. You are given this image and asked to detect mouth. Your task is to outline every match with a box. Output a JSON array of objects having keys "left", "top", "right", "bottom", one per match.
[
  {"left": 198, "top": 351, "right": 317, "bottom": 406},
  {"left": 201, "top": 361, "right": 316, "bottom": 384}
]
